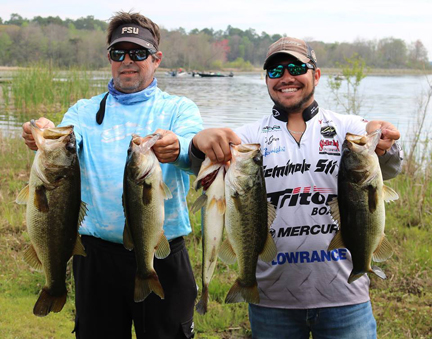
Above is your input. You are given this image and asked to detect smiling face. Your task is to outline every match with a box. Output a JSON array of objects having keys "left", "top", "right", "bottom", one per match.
[
  {"left": 109, "top": 42, "right": 162, "bottom": 93},
  {"left": 265, "top": 54, "right": 321, "bottom": 114}
]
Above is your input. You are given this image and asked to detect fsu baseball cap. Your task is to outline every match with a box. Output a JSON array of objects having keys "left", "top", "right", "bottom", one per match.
[
  {"left": 108, "top": 24, "right": 158, "bottom": 52},
  {"left": 263, "top": 37, "right": 317, "bottom": 69}
]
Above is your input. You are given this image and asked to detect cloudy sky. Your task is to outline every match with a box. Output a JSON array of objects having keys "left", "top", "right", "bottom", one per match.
[{"left": 1, "top": 0, "right": 430, "bottom": 60}]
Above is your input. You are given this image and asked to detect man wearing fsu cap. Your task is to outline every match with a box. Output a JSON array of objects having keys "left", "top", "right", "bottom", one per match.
[
  {"left": 21, "top": 11, "right": 202, "bottom": 339},
  {"left": 189, "top": 37, "right": 402, "bottom": 338}
]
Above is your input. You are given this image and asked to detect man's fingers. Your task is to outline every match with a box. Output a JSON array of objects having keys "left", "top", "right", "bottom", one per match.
[{"left": 382, "top": 129, "right": 400, "bottom": 141}]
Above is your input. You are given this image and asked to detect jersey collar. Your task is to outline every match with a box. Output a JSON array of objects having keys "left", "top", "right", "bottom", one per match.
[{"left": 272, "top": 101, "right": 319, "bottom": 122}]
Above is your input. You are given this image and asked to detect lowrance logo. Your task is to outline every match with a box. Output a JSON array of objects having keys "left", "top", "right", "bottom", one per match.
[{"left": 271, "top": 249, "right": 348, "bottom": 266}]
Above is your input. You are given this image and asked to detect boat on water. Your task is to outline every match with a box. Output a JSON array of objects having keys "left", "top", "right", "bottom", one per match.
[
  {"left": 166, "top": 69, "right": 189, "bottom": 77},
  {"left": 196, "top": 72, "right": 234, "bottom": 78}
]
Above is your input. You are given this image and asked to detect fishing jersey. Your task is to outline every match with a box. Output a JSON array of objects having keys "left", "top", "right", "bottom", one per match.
[
  {"left": 235, "top": 102, "right": 399, "bottom": 309},
  {"left": 59, "top": 78, "right": 203, "bottom": 244}
]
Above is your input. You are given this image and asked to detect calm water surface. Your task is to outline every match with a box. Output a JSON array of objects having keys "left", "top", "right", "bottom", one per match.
[{"left": 1, "top": 71, "right": 431, "bottom": 145}]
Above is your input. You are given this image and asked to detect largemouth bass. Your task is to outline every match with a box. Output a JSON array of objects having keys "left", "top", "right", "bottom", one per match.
[
  {"left": 16, "top": 120, "right": 86, "bottom": 317},
  {"left": 219, "top": 144, "right": 277, "bottom": 304},
  {"left": 122, "top": 134, "right": 172, "bottom": 302},
  {"left": 328, "top": 130, "right": 399, "bottom": 283},
  {"left": 190, "top": 157, "right": 227, "bottom": 314}
]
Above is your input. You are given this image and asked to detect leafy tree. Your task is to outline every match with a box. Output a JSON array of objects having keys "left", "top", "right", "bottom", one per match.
[
  {"left": 327, "top": 53, "right": 369, "bottom": 115},
  {"left": 5, "top": 13, "right": 27, "bottom": 26}
]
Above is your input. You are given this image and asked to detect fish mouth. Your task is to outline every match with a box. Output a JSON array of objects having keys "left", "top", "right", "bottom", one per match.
[{"left": 346, "top": 133, "right": 368, "bottom": 146}]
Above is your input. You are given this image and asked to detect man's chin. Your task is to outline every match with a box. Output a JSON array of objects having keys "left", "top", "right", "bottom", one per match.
[{"left": 114, "top": 81, "right": 141, "bottom": 93}]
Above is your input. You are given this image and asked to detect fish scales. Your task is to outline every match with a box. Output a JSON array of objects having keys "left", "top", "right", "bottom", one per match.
[
  {"left": 222, "top": 143, "right": 277, "bottom": 304},
  {"left": 328, "top": 130, "right": 398, "bottom": 283},
  {"left": 191, "top": 158, "right": 226, "bottom": 315},
  {"left": 123, "top": 134, "right": 172, "bottom": 302},
  {"left": 17, "top": 121, "right": 86, "bottom": 316}
]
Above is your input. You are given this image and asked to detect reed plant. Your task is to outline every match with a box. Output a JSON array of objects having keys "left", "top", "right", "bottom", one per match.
[{"left": 1, "top": 64, "right": 108, "bottom": 120}]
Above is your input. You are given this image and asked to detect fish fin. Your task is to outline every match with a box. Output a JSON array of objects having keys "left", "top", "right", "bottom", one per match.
[
  {"left": 155, "top": 233, "right": 170, "bottom": 259},
  {"left": 370, "top": 265, "right": 387, "bottom": 280},
  {"left": 216, "top": 198, "right": 226, "bottom": 215},
  {"left": 233, "top": 193, "right": 242, "bottom": 213},
  {"left": 372, "top": 235, "right": 393, "bottom": 262},
  {"left": 16, "top": 185, "right": 30, "bottom": 204},
  {"left": 78, "top": 201, "right": 88, "bottom": 227},
  {"left": 328, "top": 198, "right": 341, "bottom": 225},
  {"left": 218, "top": 239, "right": 237, "bottom": 264},
  {"left": 196, "top": 286, "right": 209, "bottom": 315},
  {"left": 259, "top": 232, "right": 277, "bottom": 262},
  {"left": 72, "top": 236, "right": 86, "bottom": 257},
  {"left": 267, "top": 202, "right": 276, "bottom": 227},
  {"left": 348, "top": 270, "right": 365, "bottom": 284},
  {"left": 23, "top": 245, "right": 43, "bottom": 271},
  {"left": 327, "top": 231, "right": 345, "bottom": 251},
  {"left": 367, "top": 185, "right": 378, "bottom": 213},
  {"left": 161, "top": 181, "right": 173, "bottom": 200},
  {"left": 383, "top": 185, "right": 399, "bottom": 202},
  {"left": 33, "top": 287, "right": 67, "bottom": 317},
  {"left": 225, "top": 280, "right": 260, "bottom": 304},
  {"left": 190, "top": 194, "right": 207, "bottom": 214},
  {"left": 123, "top": 222, "right": 134, "bottom": 251},
  {"left": 34, "top": 185, "right": 49, "bottom": 213},
  {"left": 134, "top": 272, "right": 164, "bottom": 302}
]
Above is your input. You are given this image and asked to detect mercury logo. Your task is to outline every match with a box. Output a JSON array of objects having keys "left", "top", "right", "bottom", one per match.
[{"left": 122, "top": 27, "right": 139, "bottom": 34}]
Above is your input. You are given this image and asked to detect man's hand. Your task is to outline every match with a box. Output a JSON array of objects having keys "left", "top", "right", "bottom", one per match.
[
  {"left": 366, "top": 120, "right": 400, "bottom": 156},
  {"left": 22, "top": 117, "right": 55, "bottom": 151},
  {"left": 152, "top": 129, "right": 180, "bottom": 163},
  {"left": 192, "top": 128, "right": 242, "bottom": 163}
]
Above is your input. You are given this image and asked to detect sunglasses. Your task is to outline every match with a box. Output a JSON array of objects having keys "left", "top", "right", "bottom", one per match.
[
  {"left": 109, "top": 49, "right": 152, "bottom": 62},
  {"left": 267, "top": 63, "right": 315, "bottom": 79}
]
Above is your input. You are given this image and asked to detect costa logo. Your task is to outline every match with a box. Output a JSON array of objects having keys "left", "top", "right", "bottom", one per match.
[{"left": 320, "top": 126, "right": 337, "bottom": 138}]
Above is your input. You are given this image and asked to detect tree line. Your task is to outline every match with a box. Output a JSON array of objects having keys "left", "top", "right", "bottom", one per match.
[{"left": 0, "top": 13, "right": 429, "bottom": 70}]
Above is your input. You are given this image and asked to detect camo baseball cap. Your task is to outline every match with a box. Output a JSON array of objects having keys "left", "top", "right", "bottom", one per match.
[
  {"left": 263, "top": 37, "right": 317, "bottom": 69},
  {"left": 108, "top": 24, "right": 158, "bottom": 52}
]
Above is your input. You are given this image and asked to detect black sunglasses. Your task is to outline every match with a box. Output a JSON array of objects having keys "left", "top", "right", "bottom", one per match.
[
  {"left": 109, "top": 49, "right": 152, "bottom": 62},
  {"left": 267, "top": 63, "right": 315, "bottom": 79}
]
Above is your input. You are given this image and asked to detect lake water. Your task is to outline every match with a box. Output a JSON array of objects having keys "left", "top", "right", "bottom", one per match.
[
  {"left": 157, "top": 73, "right": 432, "bottom": 146},
  {"left": 1, "top": 71, "right": 431, "bottom": 146}
]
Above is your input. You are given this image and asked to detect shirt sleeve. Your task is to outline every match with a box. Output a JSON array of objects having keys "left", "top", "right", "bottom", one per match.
[
  {"left": 379, "top": 142, "right": 403, "bottom": 180},
  {"left": 57, "top": 100, "right": 84, "bottom": 150},
  {"left": 171, "top": 98, "right": 203, "bottom": 173}
]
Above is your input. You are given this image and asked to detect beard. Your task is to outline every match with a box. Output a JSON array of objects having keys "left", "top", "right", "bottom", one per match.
[
  {"left": 113, "top": 77, "right": 142, "bottom": 93},
  {"left": 270, "top": 84, "right": 315, "bottom": 114}
]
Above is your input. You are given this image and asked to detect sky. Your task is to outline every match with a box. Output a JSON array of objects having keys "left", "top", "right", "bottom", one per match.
[{"left": 1, "top": 0, "right": 431, "bottom": 61}]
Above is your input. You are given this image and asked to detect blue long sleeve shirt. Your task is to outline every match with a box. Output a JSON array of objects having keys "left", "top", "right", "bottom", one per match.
[{"left": 59, "top": 78, "right": 203, "bottom": 243}]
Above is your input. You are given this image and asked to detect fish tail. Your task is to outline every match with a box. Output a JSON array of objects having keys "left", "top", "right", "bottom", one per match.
[
  {"left": 225, "top": 279, "right": 260, "bottom": 304},
  {"left": 134, "top": 271, "right": 165, "bottom": 302},
  {"left": 196, "top": 286, "right": 209, "bottom": 315},
  {"left": 348, "top": 270, "right": 366, "bottom": 284},
  {"left": 371, "top": 265, "right": 387, "bottom": 280},
  {"left": 33, "top": 287, "right": 67, "bottom": 317}
]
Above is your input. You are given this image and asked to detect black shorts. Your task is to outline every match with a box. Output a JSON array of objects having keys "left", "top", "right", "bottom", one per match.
[{"left": 73, "top": 235, "right": 197, "bottom": 339}]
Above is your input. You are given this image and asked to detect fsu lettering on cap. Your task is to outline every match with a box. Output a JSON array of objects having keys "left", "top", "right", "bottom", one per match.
[
  {"left": 108, "top": 24, "right": 158, "bottom": 52},
  {"left": 121, "top": 27, "right": 139, "bottom": 34}
]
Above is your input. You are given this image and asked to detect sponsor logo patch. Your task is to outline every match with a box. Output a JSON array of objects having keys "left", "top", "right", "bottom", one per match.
[{"left": 320, "top": 126, "right": 337, "bottom": 138}]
